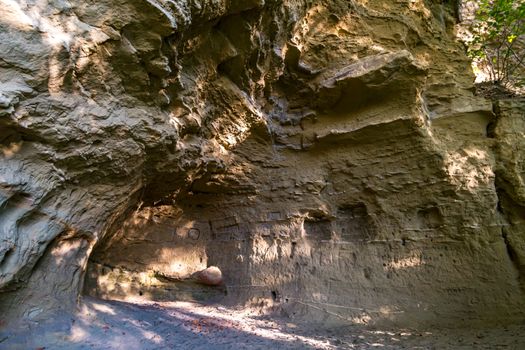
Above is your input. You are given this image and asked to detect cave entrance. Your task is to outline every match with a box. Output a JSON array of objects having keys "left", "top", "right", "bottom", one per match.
[{"left": 83, "top": 205, "right": 231, "bottom": 304}]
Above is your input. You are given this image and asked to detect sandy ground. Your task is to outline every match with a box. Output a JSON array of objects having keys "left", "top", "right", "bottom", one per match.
[{"left": 1, "top": 297, "right": 524, "bottom": 349}]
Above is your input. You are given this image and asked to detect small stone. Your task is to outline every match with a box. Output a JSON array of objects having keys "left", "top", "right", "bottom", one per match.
[{"left": 193, "top": 266, "right": 223, "bottom": 286}]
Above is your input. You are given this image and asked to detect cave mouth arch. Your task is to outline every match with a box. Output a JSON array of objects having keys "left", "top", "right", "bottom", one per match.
[{"left": 83, "top": 202, "right": 233, "bottom": 305}]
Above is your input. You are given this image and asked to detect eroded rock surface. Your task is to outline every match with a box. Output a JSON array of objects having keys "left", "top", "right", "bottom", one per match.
[{"left": 1, "top": 0, "right": 524, "bottom": 329}]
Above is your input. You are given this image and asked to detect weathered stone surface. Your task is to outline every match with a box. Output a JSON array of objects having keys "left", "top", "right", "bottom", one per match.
[
  {"left": 492, "top": 99, "right": 525, "bottom": 290},
  {"left": 0, "top": 0, "right": 524, "bottom": 329}
]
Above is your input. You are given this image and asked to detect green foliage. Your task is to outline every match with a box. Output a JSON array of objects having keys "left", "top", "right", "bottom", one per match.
[{"left": 467, "top": 0, "right": 525, "bottom": 87}]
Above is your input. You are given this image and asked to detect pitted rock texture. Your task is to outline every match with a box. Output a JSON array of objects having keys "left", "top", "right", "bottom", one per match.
[
  {"left": 1, "top": 0, "right": 524, "bottom": 328},
  {"left": 491, "top": 99, "right": 525, "bottom": 291}
]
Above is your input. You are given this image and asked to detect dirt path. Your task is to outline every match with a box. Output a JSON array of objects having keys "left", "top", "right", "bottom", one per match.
[{"left": 1, "top": 298, "right": 524, "bottom": 349}]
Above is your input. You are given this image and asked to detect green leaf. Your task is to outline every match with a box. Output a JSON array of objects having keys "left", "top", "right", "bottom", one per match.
[{"left": 467, "top": 0, "right": 525, "bottom": 86}]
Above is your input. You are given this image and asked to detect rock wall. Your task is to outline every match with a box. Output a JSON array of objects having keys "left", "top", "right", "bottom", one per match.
[
  {"left": 1, "top": 0, "right": 524, "bottom": 327},
  {"left": 492, "top": 99, "right": 525, "bottom": 290}
]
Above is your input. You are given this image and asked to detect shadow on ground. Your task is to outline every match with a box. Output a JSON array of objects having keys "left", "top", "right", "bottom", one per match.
[{"left": 1, "top": 297, "right": 525, "bottom": 349}]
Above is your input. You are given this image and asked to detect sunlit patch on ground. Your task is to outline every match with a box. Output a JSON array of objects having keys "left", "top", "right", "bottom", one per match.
[{"left": 1, "top": 297, "right": 525, "bottom": 349}]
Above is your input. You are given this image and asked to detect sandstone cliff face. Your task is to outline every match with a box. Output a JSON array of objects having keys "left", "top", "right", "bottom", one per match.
[{"left": 0, "top": 0, "right": 524, "bottom": 327}]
